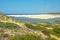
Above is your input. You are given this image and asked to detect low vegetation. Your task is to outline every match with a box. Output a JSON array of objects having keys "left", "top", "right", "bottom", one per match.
[
  {"left": 0, "top": 22, "right": 20, "bottom": 29},
  {"left": 0, "top": 14, "right": 60, "bottom": 40},
  {"left": 9, "top": 34, "right": 40, "bottom": 40}
]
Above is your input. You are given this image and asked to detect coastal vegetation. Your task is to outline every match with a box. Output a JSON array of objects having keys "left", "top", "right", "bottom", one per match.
[{"left": 0, "top": 14, "right": 60, "bottom": 40}]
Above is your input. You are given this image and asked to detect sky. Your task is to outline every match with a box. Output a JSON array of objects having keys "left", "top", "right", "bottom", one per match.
[{"left": 0, "top": 0, "right": 60, "bottom": 14}]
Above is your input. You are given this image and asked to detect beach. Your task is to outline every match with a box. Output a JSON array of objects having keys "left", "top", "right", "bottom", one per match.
[{"left": 7, "top": 14, "right": 60, "bottom": 19}]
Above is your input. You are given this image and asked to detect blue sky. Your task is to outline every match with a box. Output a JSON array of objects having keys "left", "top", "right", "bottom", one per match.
[{"left": 0, "top": 0, "right": 60, "bottom": 14}]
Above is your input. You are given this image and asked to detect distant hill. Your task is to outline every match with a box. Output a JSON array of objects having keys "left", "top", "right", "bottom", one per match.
[{"left": 48, "top": 13, "right": 60, "bottom": 15}]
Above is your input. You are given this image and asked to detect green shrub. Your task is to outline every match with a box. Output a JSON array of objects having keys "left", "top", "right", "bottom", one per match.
[
  {"left": 0, "top": 22, "right": 20, "bottom": 29},
  {"left": 48, "top": 27, "right": 60, "bottom": 37},
  {"left": 25, "top": 23, "right": 45, "bottom": 31},
  {"left": 9, "top": 35, "right": 40, "bottom": 40}
]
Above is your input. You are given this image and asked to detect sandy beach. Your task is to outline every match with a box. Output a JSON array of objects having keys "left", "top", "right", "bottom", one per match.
[{"left": 7, "top": 14, "right": 60, "bottom": 19}]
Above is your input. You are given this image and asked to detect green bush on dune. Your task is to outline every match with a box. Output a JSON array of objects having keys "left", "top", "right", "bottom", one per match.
[
  {"left": 0, "top": 22, "right": 20, "bottom": 29},
  {"left": 9, "top": 35, "right": 40, "bottom": 40},
  {"left": 25, "top": 23, "right": 44, "bottom": 30},
  {"left": 49, "top": 27, "right": 60, "bottom": 37}
]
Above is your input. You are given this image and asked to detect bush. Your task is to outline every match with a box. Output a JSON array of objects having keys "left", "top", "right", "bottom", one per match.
[
  {"left": 9, "top": 35, "right": 40, "bottom": 40},
  {"left": 25, "top": 23, "right": 44, "bottom": 31},
  {"left": 0, "top": 22, "right": 20, "bottom": 29}
]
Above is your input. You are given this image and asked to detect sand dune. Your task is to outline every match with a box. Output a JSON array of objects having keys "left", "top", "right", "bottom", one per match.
[{"left": 7, "top": 14, "right": 60, "bottom": 19}]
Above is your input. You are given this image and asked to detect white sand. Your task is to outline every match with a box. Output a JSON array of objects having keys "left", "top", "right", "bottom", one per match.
[{"left": 7, "top": 14, "right": 60, "bottom": 19}]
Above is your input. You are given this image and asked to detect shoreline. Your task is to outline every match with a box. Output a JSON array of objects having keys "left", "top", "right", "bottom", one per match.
[{"left": 7, "top": 14, "right": 60, "bottom": 19}]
